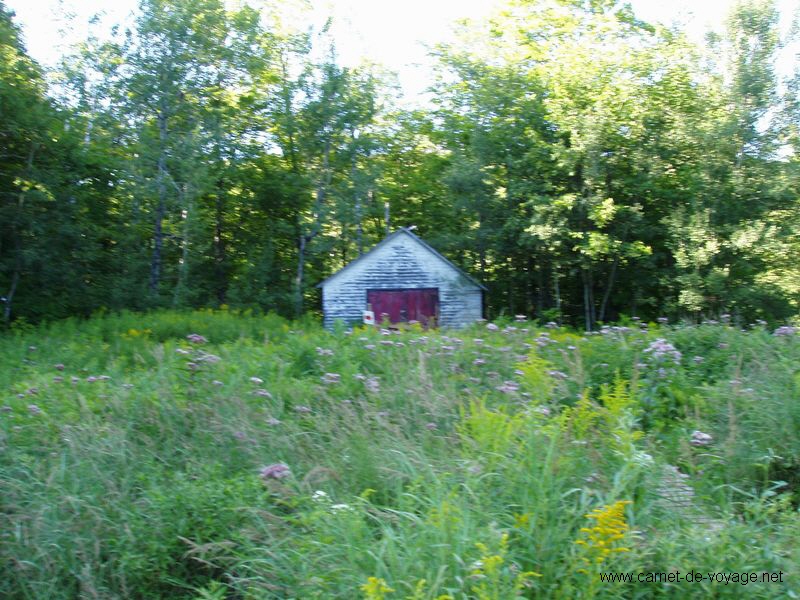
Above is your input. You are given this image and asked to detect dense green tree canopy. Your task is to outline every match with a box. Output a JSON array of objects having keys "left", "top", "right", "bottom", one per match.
[{"left": 1, "top": 0, "right": 798, "bottom": 327}]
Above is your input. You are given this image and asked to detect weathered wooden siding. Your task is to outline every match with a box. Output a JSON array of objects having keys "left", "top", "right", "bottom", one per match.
[{"left": 321, "top": 231, "right": 483, "bottom": 329}]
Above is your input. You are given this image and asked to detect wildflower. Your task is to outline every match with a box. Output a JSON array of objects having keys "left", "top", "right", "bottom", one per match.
[
  {"left": 473, "top": 358, "right": 487, "bottom": 366},
  {"left": 53, "top": 376, "right": 63, "bottom": 383},
  {"left": 259, "top": 463, "right": 291, "bottom": 480},
  {"left": 322, "top": 372, "right": 341, "bottom": 384},
  {"left": 197, "top": 353, "right": 221, "bottom": 364},
  {"left": 71, "top": 376, "right": 80, "bottom": 384},
  {"left": 365, "top": 376, "right": 380, "bottom": 393},
  {"left": 575, "top": 500, "right": 633, "bottom": 568},
  {"left": 545, "top": 321, "right": 558, "bottom": 329},
  {"left": 211, "top": 380, "right": 223, "bottom": 386},
  {"left": 186, "top": 333, "right": 208, "bottom": 344},
  {"left": 718, "top": 342, "right": 729, "bottom": 349},
  {"left": 312, "top": 490, "right": 328, "bottom": 501},
  {"left": 86, "top": 376, "right": 98, "bottom": 383},
  {"left": 690, "top": 430, "right": 713, "bottom": 447},
  {"left": 249, "top": 376, "right": 264, "bottom": 385},
  {"left": 27, "top": 404, "right": 42, "bottom": 415},
  {"left": 496, "top": 381, "right": 519, "bottom": 394},
  {"left": 360, "top": 577, "right": 394, "bottom": 600},
  {"left": 473, "top": 338, "right": 484, "bottom": 345},
  {"left": 380, "top": 340, "right": 395, "bottom": 346},
  {"left": 657, "top": 317, "right": 669, "bottom": 324},
  {"left": 175, "top": 348, "right": 190, "bottom": 355},
  {"left": 330, "top": 503, "right": 352, "bottom": 512},
  {"left": 693, "top": 356, "right": 704, "bottom": 364},
  {"left": 122, "top": 383, "right": 134, "bottom": 389},
  {"left": 233, "top": 431, "right": 247, "bottom": 440},
  {"left": 294, "top": 405, "right": 312, "bottom": 414},
  {"left": 186, "top": 362, "right": 199, "bottom": 370},
  {"left": 547, "top": 370, "right": 568, "bottom": 380},
  {"left": 316, "top": 346, "right": 334, "bottom": 356},
  {"left": 54, "top": 363, "right": 65, "bottom": 371},
  {"left": 26, "top": 387, "right": 38, "bottom": 395},
  {"left": 254, "top": 389, "right": 273, "bottom": 398},
  {"left": 98, "top": 375, "right": 111, "bottom": 381},
  {"left": 774, "top": 326, "right": 797, "bottom": 337},
  {"left": 364, "top": 344, "right": 376, "bottom": 350},
  {"left": 515, "top": 314, "right": 527, "bottom": 322},
  {"left": 265, "top": 416, "right": 281, "bottom": 426},
  {"left": 486, "top": 323, "right": 499, "bottom": 331},
  {"left": 425, "top": 422, "right": 438, "bottom": 430},
  {"left": 643, "top": 338, "right": 682, "bottom": 363}
]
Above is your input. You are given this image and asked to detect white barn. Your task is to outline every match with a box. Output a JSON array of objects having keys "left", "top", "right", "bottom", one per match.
[{"left": 317, "top": 228, "right": 485, "bottom": 330}]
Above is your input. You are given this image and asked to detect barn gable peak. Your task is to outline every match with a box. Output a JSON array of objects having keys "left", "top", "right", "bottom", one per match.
[{"left": 316, "top": 228, "right": 487, "bottom": 291}]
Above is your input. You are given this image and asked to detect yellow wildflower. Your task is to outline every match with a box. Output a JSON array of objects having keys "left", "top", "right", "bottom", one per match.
[
  {"left": 575, "top": 500, "right": 632, "bottom": 571},
  {"left": 361, "top": 576, "right": 394, "bottom": 600}
]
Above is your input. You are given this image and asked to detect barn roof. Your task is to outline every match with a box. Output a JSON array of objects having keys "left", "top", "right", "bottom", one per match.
[{"left": 316, "top": 228, "right": 487, "bottom": 291}]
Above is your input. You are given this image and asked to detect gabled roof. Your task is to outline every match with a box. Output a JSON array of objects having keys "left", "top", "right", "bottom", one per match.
[{"left": 316, "top": 228, "right": 487, "bottom": 290}]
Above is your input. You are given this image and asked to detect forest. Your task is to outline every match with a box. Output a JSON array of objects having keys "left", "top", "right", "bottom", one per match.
[{"left": 1, "top": 0, "right": 799, "bottom": 329}]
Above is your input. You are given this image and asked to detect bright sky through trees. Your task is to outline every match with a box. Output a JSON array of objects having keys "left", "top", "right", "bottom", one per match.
[{"left": 6, "top": 0, "right": 800, "bottom": 104}]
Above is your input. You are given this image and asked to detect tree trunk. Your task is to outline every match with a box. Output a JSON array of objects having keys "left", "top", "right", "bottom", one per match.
[
  {"left": 149, "top": 111, "right": 168, "bottom": 296},
  {"left": 536, "top": 263, "right": 545, "bottom": 319},
  {"left": 294, "top": 137, "right": 332, "bottom": 317},
  {"left": 214, "top": 190, "right": 227, "bottom": 304},
  {"left": 3, "top": 268, "right": 19, "bottom": 326},
  {"left": 582, "top": 267, "right": 596, "bottom": 331},
  {"left": 553, "top": 263, "right": 562, "bottom": 324},
  {"left": 598, "top": 255, "right": 619, "bottom": 323},
  {"left": 173, "top": 186, "right": 191, "bottom": 307},
  {"left": 294, "top": 234, "right": 306, "bottom": 317},
  {"left": 4, "top": 143, "right": 36, "bottom": 325}
]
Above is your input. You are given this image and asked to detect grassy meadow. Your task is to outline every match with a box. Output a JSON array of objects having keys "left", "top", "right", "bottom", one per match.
[{"left": 1, "top": 310, "right": 799, "bottom": 598}]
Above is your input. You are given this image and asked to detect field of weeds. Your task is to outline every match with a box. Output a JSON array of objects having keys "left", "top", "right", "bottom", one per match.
[{"left": 1, "top": 310, "right": 799, "bottom": 598}]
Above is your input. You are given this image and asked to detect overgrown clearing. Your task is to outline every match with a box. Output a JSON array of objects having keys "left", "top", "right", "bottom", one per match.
[{"left": 1, "top": 311, "right": 799, "bottom": 598}]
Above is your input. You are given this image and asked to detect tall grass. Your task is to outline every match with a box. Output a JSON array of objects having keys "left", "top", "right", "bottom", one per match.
[{"left": 1, "top": 311, "right": 798, "bottom": 598}]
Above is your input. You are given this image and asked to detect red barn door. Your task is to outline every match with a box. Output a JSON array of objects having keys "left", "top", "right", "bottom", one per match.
[{"left": 367, "top": 288, "right": 439, "bottom": 326}]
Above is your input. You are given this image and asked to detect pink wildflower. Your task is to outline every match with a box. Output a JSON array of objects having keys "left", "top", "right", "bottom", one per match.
[
  {"left": 690, "top": 430, "right": 713, "bottom": 447},
  {"left": 259, "top": 463, "right": 291, "bottom": 480},
  {"left": 186, "top": 333, "right": 208, "bottom": 344}
]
